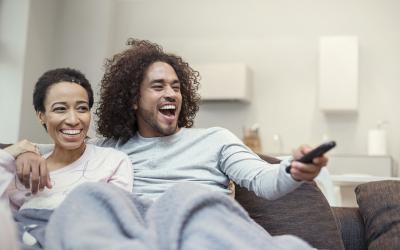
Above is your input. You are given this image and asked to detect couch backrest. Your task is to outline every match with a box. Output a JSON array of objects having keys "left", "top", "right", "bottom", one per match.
[
  {"left": 0, "top": 144, "right": 11, "bottom": 149},
  {"left": 235, "top": 182, "right": 345, "bottom": 250}
]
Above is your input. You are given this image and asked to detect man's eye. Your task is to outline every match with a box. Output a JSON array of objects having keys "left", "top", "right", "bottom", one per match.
[{"left": 152, "top": 85, "right": 163, "bottom": 90}]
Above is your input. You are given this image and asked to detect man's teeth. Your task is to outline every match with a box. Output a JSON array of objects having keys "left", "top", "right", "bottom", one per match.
[
  {"left": 160, "top": 105, "right": 176, "bottom": 110},
  {"left": 61, "top": 129, "right": 81, "bottom": 135}
]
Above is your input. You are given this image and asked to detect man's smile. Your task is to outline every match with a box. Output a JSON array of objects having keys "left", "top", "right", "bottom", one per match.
[{"left": 159, "top": 104, "right": 176, "bottom": 118}]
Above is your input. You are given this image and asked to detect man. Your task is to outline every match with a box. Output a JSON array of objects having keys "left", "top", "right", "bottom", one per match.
[{"left": 11, "top": 39, "right": 327, "bottom": 249}]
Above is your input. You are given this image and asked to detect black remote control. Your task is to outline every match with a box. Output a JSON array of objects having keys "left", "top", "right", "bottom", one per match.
[{"left": 285, "top": 141, "right": 336, "bottom": 174}]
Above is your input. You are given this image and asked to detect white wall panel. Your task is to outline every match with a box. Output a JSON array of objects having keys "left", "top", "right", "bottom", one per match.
[{"left": 319, "top": 37, "right": 358, "bottom": 112}]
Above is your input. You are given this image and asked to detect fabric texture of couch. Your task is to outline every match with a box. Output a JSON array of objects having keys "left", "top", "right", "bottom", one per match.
[{"left": 235, "top": 180, "right": 400, "bottom": 250}]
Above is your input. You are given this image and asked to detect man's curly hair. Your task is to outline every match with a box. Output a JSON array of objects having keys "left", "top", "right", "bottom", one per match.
[{"left": 96, "top": 38, "right": 201, "bottom": 142}]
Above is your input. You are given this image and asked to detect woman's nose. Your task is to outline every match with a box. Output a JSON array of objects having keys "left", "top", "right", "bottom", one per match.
[{"left": 65, "top": 111, "right": 79, "bottom": 125}]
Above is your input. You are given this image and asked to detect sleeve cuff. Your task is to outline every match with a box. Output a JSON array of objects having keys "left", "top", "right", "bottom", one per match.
[
  {"left": 0, "top": 149, "right": 16, "bottom": 162},
  {"left": 280, "top": 156, "right": 304, "bottom": 184}
]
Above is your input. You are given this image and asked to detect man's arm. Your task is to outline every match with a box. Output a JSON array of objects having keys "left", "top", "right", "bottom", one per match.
[
  {"left": 3, "top": 140, "right": 51, "bottom": 194},
  {"left": 257, "top": 154, "right": 281, "bottom": 164},
  {"left": 218, "top": 129, "right": 327, "bottom": 200}
]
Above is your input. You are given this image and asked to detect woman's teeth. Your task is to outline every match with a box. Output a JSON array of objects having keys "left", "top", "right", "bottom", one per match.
[{"left": 61, "top": 129, "right": 81, "bottom": 135}]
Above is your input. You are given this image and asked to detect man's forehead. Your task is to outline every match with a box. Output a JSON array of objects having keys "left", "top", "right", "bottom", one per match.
[{"left": 144, "top": 62, "right": 178, "bottom": 80}]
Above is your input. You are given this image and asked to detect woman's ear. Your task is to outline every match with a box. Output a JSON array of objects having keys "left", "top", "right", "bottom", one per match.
[
  {"left": 37, "top": 112, "right": 47, "bottom": 130},
  {"left": 133, "top": 103, "right": 138, "bottom": 110},
  {"left": 37, "top": 111, "right": 44, "bottom": 123}
]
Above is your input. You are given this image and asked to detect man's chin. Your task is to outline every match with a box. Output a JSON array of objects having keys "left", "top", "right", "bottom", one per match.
[{"left": 159, "top": 125, "right": 179, "bottom": 136}]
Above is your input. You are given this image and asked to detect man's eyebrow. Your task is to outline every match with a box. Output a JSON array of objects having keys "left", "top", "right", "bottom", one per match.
[
  {"left": 150, "top": 78, "right": 165, "bottom": 84},
  {"left": 150, "top": 79, "right": 180, "bottom": 84}
]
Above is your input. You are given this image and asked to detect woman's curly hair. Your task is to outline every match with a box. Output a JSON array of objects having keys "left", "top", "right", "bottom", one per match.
[{"left": 96, "top": 38, "right": 201, "bottom": 143}]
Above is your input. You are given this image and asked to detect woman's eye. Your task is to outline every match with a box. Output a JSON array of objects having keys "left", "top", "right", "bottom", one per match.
[
  {"left": 77, "top": 106, "right": 89, "bottom": 112},
  {"left": 53, "top": 107, "right": 66, "bottom": 113}
]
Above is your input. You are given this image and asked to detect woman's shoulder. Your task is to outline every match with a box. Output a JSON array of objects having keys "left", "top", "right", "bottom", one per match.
[{"left": 88, "top": 144, "right": 129, "bottom": 160}]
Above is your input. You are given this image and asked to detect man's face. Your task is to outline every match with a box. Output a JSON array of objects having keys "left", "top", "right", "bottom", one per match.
[{"left": 135, "top": 61, "right": 182, "bottom": 137}]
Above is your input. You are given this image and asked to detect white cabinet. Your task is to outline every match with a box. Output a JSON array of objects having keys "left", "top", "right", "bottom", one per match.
[
  {"left": 328, "top": 155, "right": 393, "bottom": 177},
  {"left": 195, "top": 63, "right": 252, "bottom": 102},
  {"left": 319, "top": 36, "right": 358, "bottom": 112},
  {"left": 327, "top": 155, "right": 394, "bottom": 207}
]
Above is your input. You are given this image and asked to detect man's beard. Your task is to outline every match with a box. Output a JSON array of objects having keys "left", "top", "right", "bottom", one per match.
[{"left": 137, "top": 108, "right": 178, "bottom": 136}]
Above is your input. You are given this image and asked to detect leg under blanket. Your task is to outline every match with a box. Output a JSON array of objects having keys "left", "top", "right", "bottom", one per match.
[{"left": 46, "top": 182, "right": 312, "bottom": 250}]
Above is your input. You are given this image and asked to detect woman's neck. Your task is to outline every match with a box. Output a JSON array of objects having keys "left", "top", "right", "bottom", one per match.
[{"left": 47, "top": 144, "right": 86, "bottom": 171}]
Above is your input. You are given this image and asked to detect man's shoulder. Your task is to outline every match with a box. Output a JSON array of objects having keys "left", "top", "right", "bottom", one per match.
[
  {"left": 184, "top": 127, "right": 239, "bottom": 142},
  {"left": 206, "top": 127, "right": 238, "bottom": 138},
  {"left": 185, "top": 126, "right": 230, "bottom": 134}
]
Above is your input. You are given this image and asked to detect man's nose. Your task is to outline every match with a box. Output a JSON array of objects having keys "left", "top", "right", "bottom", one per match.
[{"left": 164, "top": 86, "right": 177, "bottom": 98}]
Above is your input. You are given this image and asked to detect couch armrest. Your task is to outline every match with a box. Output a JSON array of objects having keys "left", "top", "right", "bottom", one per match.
[
  {"left": 331, "top": 207, "right": 366, "bottom": 250},
  {"left": 235, "top": 182, "right": 345, "bottom": 250}
]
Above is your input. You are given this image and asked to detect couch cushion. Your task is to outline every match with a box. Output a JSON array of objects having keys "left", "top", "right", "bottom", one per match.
[
  {"left": 332, "top": 207, "right": 366, "bottom": 250},
  {"left": 355, "top": 180, "right": 400, "bottom": 249},
  {"left": 235, "top": 182, "right": 345, "bottom": 250}
]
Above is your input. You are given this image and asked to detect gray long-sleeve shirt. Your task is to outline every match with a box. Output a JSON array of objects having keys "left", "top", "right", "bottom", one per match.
[{"left": 90, "top": 127, "right": 301, "bottom": 201}]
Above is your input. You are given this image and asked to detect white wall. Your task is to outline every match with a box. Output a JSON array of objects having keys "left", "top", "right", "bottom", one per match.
[
  {"left": 19, "top": 0, "right": 61, "bottom": 143},
  {"left": 51, "top": 0, "right": 115, "bottom": 137},
  {"left": 0, "top": 0, "right": 30, "bottom": 142},
  {"left": 3, "top": 0, "right": 399, "bottom": 174},
  {"left": 110, "top": 0, "right": 400, "bottom": 171},
  {"left": 1, "top": 0, "right": 115, "bottom": 143}
]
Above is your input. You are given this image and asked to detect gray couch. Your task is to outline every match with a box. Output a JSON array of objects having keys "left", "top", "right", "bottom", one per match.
[
  {"left": 236, "top": 177, "right": 400, "bottom": 250},
  {"left": 235, "top": 182, "right": 364, "bottom": 250}
]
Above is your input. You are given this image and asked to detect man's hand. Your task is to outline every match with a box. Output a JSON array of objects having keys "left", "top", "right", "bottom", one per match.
[
  {"left": 15, "top": 152, "right": 52, "bottom": 194},
  {"left": 289, "top": 145, "right": 328, "bottom": 181},
  {"left": 4, "top": 139, "right": 39, "bottom": 158}
]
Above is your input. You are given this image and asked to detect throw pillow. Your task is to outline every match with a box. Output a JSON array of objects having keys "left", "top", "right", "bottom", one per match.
[{"left": 355, "top": 180, "right": 400, "bottom": 249}]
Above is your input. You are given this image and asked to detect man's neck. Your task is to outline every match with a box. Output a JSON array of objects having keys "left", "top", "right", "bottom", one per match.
[{"left": 137, "top": 127, "right": 181, "bottom": 138}]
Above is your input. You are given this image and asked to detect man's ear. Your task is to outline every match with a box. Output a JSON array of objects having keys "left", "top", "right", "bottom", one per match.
[{"left": 133, "top": 103, "right": 138, "bottom": 110}]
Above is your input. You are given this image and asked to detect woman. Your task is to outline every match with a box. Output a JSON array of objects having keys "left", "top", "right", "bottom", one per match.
[{"left": 0, "top": 68, "right": 133, "bottom": 247}]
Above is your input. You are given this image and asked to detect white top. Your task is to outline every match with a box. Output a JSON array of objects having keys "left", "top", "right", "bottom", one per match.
[{"left": 0, "top": 144, "right": 133, "bottom": 210}]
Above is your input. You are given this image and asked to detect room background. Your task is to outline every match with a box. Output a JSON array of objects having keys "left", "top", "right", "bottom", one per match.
[{"left": 1, "top": 0, "right": 399, "bottom": 174}]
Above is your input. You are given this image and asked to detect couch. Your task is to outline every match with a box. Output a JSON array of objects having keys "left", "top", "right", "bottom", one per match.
[
  {"left": 2, "top": 144, "right": 398, "bottom": 249},
  {"left": 235, "top": 179, "right": 400, "bottom": 250}
]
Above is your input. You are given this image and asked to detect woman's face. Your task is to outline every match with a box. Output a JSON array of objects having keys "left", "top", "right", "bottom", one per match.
[{"left": 38, "top": 82, "right": 91, "bottom": 151}]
